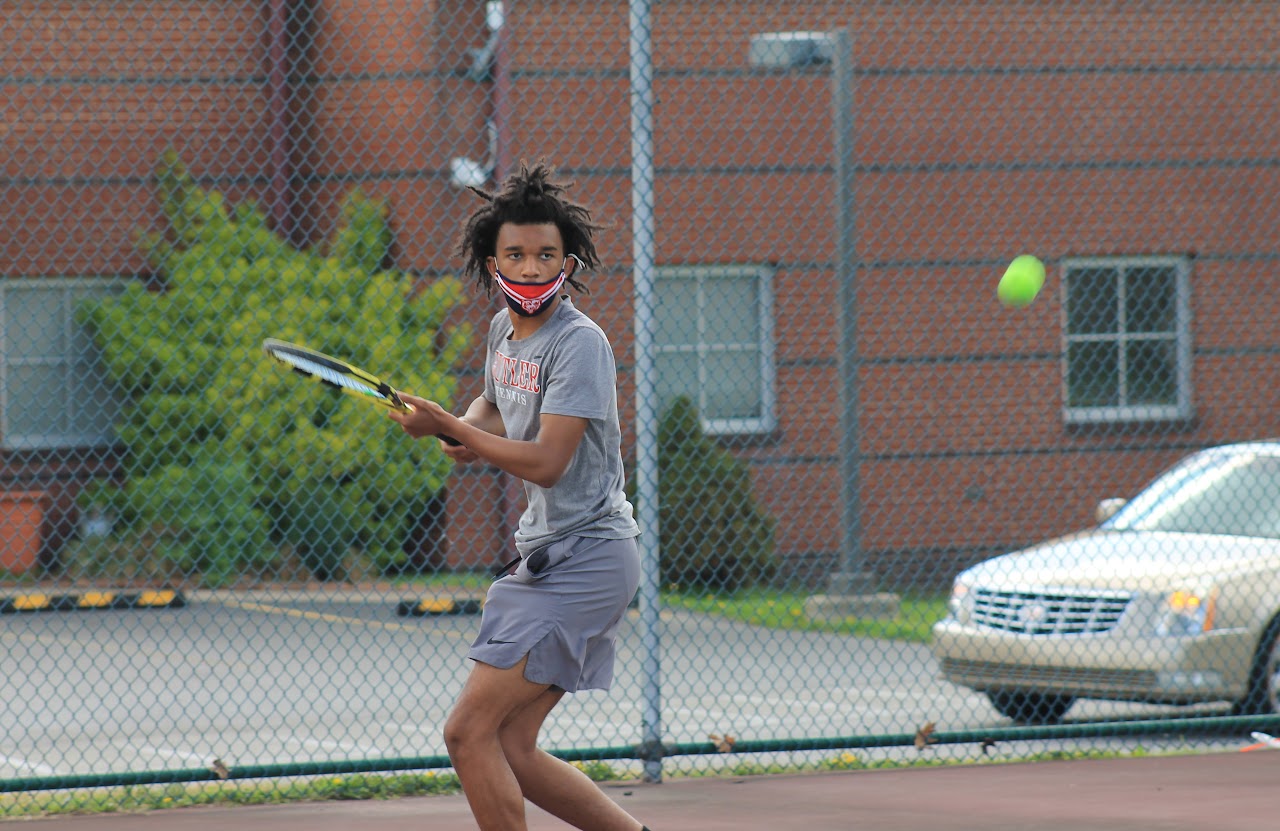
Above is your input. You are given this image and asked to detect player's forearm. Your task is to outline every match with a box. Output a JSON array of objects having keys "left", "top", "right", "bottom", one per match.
[
  {"left": 441, "top": 399, "right": 563, "bottom": 485},
  {"left": 458, "top": 396, "right": 505, "bottom": 437},
  {"left": 443, "top": 423, "right": 568, "bottom": 488}
]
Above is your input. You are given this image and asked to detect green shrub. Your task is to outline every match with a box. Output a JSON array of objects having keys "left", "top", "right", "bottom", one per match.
[
  {"left": 276, "top": 478, "right": 357, "bottom": 582},
  {"left": 76, "top": 152, "right": 471, "bottom": 585},
  {"left": 636, "top": 396, "right": 778, "bottom": 591},
  {"left": 79, "top": 456, "right": 271, "bottom": 587}
]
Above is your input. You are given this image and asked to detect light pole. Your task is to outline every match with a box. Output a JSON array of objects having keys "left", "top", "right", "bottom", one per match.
[{"left": 750, "top": 32, "right": 888, "bottom": 612}]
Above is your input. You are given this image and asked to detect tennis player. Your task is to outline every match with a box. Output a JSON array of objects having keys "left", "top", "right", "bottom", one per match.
[{"left": 390, "top": 161, "right": 651, "bottom": 831}]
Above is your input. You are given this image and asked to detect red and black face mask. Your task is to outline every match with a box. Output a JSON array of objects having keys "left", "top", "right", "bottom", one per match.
[{"left": 493, "top": 255, "right": 584, "bottom": 317}]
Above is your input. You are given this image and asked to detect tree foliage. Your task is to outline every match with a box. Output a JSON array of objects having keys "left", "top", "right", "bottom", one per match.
[{"left": 77, "top": 152, "right": 471, "bottom": 584}]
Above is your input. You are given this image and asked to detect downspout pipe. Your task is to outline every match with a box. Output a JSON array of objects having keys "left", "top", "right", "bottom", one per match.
[
  {"left": 267, "top": 0, "right": 294, "bottom": 239},
  {"left": 490, "top": 4, "right": 523, "bottom": 553}
]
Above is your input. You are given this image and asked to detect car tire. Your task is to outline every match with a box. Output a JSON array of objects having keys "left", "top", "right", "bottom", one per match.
[
  {"left": 986, "top": 690, "right": 1075, "bottom": 725},
  {"left": 1234, "top": 617, "right": 1280, "bottom": 716}
]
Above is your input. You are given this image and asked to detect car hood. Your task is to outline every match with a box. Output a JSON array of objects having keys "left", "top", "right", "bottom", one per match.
[{"left": 962, "top": 530, "right": 1280, "bottom": 592}]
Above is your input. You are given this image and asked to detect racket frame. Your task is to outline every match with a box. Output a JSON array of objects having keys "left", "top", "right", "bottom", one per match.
[{"left": 262, "top": 338, "right": 461, "bottom": 445}]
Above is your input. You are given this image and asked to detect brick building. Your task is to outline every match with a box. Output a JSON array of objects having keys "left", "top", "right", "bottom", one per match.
[{"left": 4, "top": 1, "right": 1278, "bottom": 588}]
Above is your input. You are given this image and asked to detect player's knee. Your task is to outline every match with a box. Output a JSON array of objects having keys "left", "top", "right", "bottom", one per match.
[{"left": 442, "top": 710, "right": 477, "bottom": 757}]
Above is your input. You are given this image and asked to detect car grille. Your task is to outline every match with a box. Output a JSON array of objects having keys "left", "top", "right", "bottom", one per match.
[{"left": 971, "top": 587, "right": 1132, "bottom": 635}]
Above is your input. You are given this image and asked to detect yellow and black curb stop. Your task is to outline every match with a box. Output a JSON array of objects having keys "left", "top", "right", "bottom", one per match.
[
  {"left": 395, "top": 596, "right": 483, "bottom": 617},
  {"left": 0, "top": 589, "right": 186, "bottom": 615}
]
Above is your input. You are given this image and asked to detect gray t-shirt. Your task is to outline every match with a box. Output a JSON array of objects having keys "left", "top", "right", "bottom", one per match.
[{"left": 483, "top": 297, "right": 640, "bottom": 554}]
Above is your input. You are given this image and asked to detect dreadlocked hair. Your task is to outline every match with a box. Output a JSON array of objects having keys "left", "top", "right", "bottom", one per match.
[{"left": 458, "top": 160, "right": 602, "bottom": 296}]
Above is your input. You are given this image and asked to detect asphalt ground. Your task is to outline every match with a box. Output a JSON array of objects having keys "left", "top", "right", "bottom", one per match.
[{"left": 22, "top": 750, "right": 1279, "bottom": 830}]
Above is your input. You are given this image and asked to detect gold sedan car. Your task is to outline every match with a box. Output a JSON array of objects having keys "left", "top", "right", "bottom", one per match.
[{"left": 932, "top": 441, "right": 1280, "bottom": 724}]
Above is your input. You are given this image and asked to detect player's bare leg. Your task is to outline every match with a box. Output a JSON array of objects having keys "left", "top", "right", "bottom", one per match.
[
  {"left": 499, "top": 684, "right": 645, "bottom": 831},
  {"left": 444, "top": 659, "right": 544, "bottom": 830},
  {"left": 445, "top": 657, "right": 646, "bottom": 831}
]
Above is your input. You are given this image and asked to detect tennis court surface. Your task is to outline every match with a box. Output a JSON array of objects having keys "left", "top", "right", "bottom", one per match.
[{"left": 26, "top": 751, "right": 1276, "bottom": 830}]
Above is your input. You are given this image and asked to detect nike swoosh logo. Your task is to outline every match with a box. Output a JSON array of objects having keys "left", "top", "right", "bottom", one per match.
[{"left": 487, "top": 637, "right": 516, "bottom": 645}]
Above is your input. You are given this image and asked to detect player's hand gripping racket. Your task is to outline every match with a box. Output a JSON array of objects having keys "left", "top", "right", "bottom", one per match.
[{"left": 262, "top": 339, "right": 461, "bottom": 446}]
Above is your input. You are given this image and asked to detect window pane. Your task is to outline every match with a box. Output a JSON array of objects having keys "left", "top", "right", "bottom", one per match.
[
  {"left": 72, "top": 360, "right": 120, "bottom": 438},
  {"left": 703, "top": 276, "right": 759, "bottom": 347},
  {"left": 654, "top": 267, "right": 773, "bottom": 434},
  {"left": 4, "top": 281, "right": 125, "bottom": 448},
  {"left": 1126, "top": 338, "right": 1176, "bottom": 405},
  {"left": 655, "top": 350, "right": 699, "bottom": 415},
  {"left": 1066, "top": 267, "right": 1118, "bottom": 334},
  {"left": 655, "top": 278, "right": 698, "bottom": 346},
  {"left": 1125, "top": 266, "right": 1176, "bottom": 333},
  {"left": 5, "top": 288, "right": 63, "bottom": 356},
  {"left": 1066, "top": 341, "right": 1119, "bottom": 407},
  {"left": 70, "top": 313, "right": 102, "bottom": 362},
  {"left": 8, "top": 364, "right": 69, "bottom": 437},
  {"left": 704, "top": 350, "right": 761, "bottom": 418}
]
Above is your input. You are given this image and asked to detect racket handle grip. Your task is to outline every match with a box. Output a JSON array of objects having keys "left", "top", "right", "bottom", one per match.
[{"left": 435, "top": 434, "right": 462, "bottom": 447}]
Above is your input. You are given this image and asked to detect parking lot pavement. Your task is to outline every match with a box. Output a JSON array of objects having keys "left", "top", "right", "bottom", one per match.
[{"left": 23, "top": 751, "right": 1280, "bottom": 830}]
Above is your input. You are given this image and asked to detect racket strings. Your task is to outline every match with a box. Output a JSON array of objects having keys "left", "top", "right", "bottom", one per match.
[
  {"left": 278, "top": 354, "right": 388, "bottom": 402},
  {"left": 263, "top": 339, "right": 418, "bottom": 416}
]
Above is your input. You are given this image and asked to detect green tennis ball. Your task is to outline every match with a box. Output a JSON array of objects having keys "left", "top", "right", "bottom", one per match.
[{"left": 997, "top": 254, "right": 1045, "bottom": 308}]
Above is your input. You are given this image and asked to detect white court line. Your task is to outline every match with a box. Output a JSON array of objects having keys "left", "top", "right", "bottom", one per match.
[
  {"left": 290, "top": 737, "right": 387, "bottom": 756},
  {"left": 0, "top": 755, "right": 62, "bottom": 776}
]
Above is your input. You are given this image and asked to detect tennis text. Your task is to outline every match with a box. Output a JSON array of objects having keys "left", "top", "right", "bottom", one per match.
[{"left": 496, "top": 387, "right": 527, "bottom": 405}]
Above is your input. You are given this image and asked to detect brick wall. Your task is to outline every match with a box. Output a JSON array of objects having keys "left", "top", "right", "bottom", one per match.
[{"left": 7, "top": 0, "right": 1279, "bottom": 586}]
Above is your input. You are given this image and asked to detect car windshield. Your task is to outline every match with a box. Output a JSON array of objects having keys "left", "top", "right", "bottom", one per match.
[{"left": 1104, "top": 449, "right": 1280, "bottom": 539}]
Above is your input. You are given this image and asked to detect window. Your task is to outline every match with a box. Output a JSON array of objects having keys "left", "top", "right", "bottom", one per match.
[
  {"left": 654, "top": 265, "right": 776, "bottom": 435},
  {"left": 1, "top": 278, "right": 125, "bottom": 449},
  {"left": 1061, "top": 256, "right": 1192, "bottom": 424}
]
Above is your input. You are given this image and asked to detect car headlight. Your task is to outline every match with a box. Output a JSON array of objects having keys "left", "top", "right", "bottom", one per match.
[
  {"left": 948, "top": 578, "right": 974, "bottom": 624},
  {"left": 1154, "top": 588, "right": 1216, "bottom": 637}
]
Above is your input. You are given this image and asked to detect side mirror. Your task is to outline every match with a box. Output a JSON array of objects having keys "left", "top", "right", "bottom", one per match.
[{"left": 1096, "top": 498, "right": 1126, "bottom": 524}]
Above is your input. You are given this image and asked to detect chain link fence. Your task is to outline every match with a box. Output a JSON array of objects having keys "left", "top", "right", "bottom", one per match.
[{"left": 5, "top": 0, "right": 1280, "bottom": 810}]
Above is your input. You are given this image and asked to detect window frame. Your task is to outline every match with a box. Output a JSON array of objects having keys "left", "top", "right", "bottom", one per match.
[
  {"left": 1, "top": 276, "right": 126, "bottom": 450},
  {"left": 1059, "top": 255, "right": 1193, "bottom": 425},
  {"left": 653, "top": 264, "right": 777, "bottom": 436}
]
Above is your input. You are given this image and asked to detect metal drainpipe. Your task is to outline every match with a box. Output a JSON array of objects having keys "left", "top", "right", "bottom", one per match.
[
  {"left": 267, "top": 0, "right": 294, "bottom": 239},
  {"left": 491, "top": 5, "right": 523, "bottom": 554},
  {"left": 492, "top": 3, "right": 511, "bottom": 182}
]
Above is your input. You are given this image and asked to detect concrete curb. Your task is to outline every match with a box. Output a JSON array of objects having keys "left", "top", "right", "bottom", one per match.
[
  {"left": 0, "top": 588, "right": 485, "bottom": 616},
  {"left": 395, "top": 597, "right": 483, "bottom": 616},
  {"left": 0, "top": 589, "right": 185, "bottom": 614}
]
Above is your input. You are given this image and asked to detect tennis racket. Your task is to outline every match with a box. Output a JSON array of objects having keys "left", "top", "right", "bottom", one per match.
[{"left": 263, "top": 338, "right": 461, "bottom": 446}]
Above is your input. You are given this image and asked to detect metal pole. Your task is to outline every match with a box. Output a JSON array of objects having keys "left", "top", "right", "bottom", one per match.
[
  {"left": 266, "top": 0, "right": 293, "bottom": 239},
  {"left": 627, "top": 0, "right": 663, "bottom": 785},
  {"left": 831, "top": 30, "right": 867, "bottom": 595}
]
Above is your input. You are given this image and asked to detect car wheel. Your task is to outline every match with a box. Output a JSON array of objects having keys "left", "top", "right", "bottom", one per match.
[
  {"left": 986, "top": 690, "right": 1075, "bottom": 724},
  {"left": 1235, "top": 618, "right": 1280, "bottom": 715}
]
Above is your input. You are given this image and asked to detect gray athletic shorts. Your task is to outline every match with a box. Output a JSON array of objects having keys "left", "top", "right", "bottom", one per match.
[{"left": 467, "top": 535, "right": 640, "bottom": 693}]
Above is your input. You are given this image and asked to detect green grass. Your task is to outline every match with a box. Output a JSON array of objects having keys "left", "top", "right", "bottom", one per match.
[
  {"left": 0, "top": 745, "right": 1162, "bottom": 819},
  {"left": 0, "top": 772, "right": 462, "bottom": 819},
  {"left": 662, "top": 589, "right": 949, "bottom": 643},
  {"left": 680, "top": 744, "right": 1153, "bottom": 778}
]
